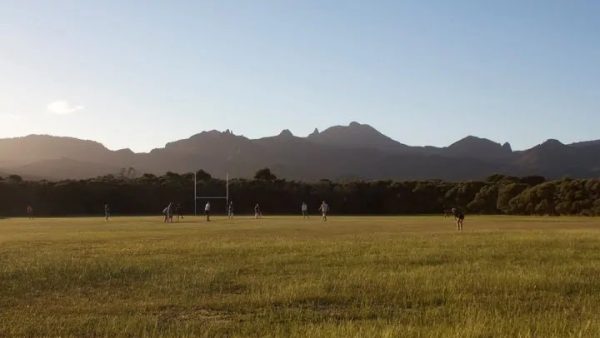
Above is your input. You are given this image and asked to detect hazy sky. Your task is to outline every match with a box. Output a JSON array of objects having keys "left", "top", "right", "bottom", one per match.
[{"left": 1, "top": 1, "right": 599, "bottom": 152}]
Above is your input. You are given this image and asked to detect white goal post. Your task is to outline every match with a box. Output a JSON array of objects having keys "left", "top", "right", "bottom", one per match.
[{"left": 193, "top": 172, "right": 229, "bottom": 215}]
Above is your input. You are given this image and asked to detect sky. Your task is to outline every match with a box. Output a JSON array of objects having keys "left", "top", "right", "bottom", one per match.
[{"left": 1, "top": 1, "right": 599, "bottom": 152}]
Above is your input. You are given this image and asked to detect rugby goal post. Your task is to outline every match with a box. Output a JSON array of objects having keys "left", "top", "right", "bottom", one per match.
[{"left": 193, "top": 172, "right": 229, "bottom": 215}]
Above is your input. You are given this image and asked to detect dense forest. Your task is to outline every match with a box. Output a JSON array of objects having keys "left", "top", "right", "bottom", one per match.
[{"left": 1, "top": 169, "right": 600, "bottom": 217}]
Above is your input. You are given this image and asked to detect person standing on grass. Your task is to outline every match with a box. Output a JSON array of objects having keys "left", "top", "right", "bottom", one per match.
[
  {"left": 26, "top": 205, "right": 33, "bottom": 219},
  {"left": 301, "top": 202, "right": 308, "bottom": 219},
  {"left": 175, "top": 203, "right": 183, "bottom": 222},
  {"left": 452, "top": 208, "right": 465, "bottom": 231},
  {"left": 318, "top": 201, "right": 329, "bottom": 221},
  {"left": 204, "top": 201, "right": 211, "bottom": 222},
  {"left": 254, "top": 203, "right": 261, "bottom": 219},
  {"left": 169, "top": 202, "right": 175, "bottom": 222},
  {"left": 163, "top": 203, "right": 173, "bottom": 223},
  {"left": 443, "top": 208, "right": 452, "bottom": 217},
  {"left": 104, "top": 203, "right": 110, "bottom": 221},
  {"left": 228, "top": 201, "right": 234, "bottom": 219}
]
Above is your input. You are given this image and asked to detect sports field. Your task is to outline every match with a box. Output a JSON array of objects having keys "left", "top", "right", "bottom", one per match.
[{"left": 1, "top": 215, "right": 600, "bottom": 337}]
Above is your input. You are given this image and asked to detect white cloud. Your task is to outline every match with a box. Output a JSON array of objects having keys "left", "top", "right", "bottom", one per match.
[{"left": 47, "top": 100, "right": 84, "bottom": 115}]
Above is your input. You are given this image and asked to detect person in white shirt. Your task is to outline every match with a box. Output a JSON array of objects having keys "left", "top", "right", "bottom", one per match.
[
  {"left": 254, "top": 203, "right": 261, "bottom": 219},
  {"left": 301, "top": 202, "right": 308, "bottom": 219},
  {"left": 163, "top": 203, "right": 173, "bottom": 223},
  {"left": 228, "top": 201, "right": 234, "bottom": 219},
  {"left": 204, "top": 202, "right": 211, "bottom": 222},
  {"left": 318, "top": 201, "right": 329, "bottom": 221}
]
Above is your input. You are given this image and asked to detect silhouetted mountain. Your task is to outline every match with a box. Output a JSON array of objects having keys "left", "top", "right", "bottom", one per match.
[
  {"left": 514, "top": 139, "right": 600, "bottom": 177},
  {"left": 0, "top": 122, "right": 599, "bottom": 181},
  {"left": 0, "top": 135, "right": 135, "bottom": 168},
  {"left": 570, "top": 140, "right": 600, "bottom": 148},
  {"left": 307, "top": 121, "right": 411, "bottom": 153},
  {"left": 15, "top": 158, "right": 122, "bottom": 179},
  {"left": 444, "top": 136, "right": 514, "bottom": 160}
]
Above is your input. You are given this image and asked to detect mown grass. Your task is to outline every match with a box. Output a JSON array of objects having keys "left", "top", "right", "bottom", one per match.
[{"left": 1, "top": 215, "right": 600, "bottom": 337}]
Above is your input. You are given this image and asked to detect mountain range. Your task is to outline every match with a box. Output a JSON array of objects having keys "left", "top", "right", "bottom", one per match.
[{"left": 1, "top": 121, "right": 600, "bottom": 181}]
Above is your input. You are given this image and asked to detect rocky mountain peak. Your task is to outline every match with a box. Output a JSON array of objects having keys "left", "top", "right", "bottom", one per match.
[{"left": 279, "top": 129, "right": 294, "bottom": 138}]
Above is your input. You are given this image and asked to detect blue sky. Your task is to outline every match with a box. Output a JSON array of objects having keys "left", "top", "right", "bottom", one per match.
[{"left": 1, "top": 1, "right": 599, "bottom": 152}]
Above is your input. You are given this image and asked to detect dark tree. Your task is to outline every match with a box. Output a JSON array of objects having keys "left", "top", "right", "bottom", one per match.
[
  {"left": 1, "top": 174, "right": 600, "bottom": 217},
  {"left": 254, "top": 168, "right": 277, "bottom": 181},
  {"left": 195, "top": 170, "right": 212, "bottom": 181},
  {"left": 7, "top": 175, "right": 23, "bottom": 183}
]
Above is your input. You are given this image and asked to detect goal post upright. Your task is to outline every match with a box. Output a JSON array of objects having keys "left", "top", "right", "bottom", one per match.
[
  {"left": 193, "top": 171, "right": 229, "bottom": 216},
  {"left": 226, "top": 173, "right": 229, "bottom": 210}
]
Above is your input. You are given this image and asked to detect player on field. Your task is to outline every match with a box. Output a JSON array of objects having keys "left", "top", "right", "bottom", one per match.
[
  {"left": 301, "top": 202, "right": 308, "bottom": 219},
  {"left": 452, "top": 207, "right": 465, "bottom": 231},
  {"left": 443, "top": 208, "right": 453, "bottom": 217},
  {"left": 104, "top": 203, "right": 110, "bottom": 221},
  {"left": 26, "top": 205, "right": 33, "bottom": 219},
  {"left": 318, "top": 201, "right": 329, "bottom": 221},
  {"left": 163, "top": 202, "right": 173, "bottom": 223},
  {"left": 204, "top": 202, "right": 211, "bottom": 222},
  {"left": 254, "top": 203, "right": 261, "bottom": 219},
  {"left": 174, "top": 203, "right": 182, "bottom": 221},
  {"left": 228, "top": 201, "right": 234, "bottom": 219}
]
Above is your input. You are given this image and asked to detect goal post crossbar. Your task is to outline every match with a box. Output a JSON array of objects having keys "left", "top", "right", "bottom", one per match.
[{"left": 193, "top": 172, "right": 229, "bottom": 215}]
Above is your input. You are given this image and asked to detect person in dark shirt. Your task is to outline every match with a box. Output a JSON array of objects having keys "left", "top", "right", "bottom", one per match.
[
  {"left": 104, "top": 204, "right": 110, "bottom": 221},
  {"left": 228, "top": 201, "right": 234, "bottom": 220},
  {"left": 452, "top": 208, "right": 465, "bottom": 231},
  {"left": 175, "top": 204, "right": 183, "bottom": 222}
]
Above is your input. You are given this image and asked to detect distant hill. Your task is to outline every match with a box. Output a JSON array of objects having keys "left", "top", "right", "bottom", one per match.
[
  {"left": 306, "top": 122, "right": 411, "bottom": 153},
  {"left": 443, "top": 136, "right": 513, "bottom": 161},
  {"left": 513, "top": 139, "right": 600, "bottom": 178},
  {"left": 0, "top": 135, "right": 136, "bottom": 168},
  {"left": 13, "top": 158, "right": 123, "bottom": 180},
  {"left": 1, "top": 122, "right": 599, "bottom": 181}
]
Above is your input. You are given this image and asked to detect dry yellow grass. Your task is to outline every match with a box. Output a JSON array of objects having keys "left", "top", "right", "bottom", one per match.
[{"left": 1, "top": 215, "right": 600, "bottom": 337}]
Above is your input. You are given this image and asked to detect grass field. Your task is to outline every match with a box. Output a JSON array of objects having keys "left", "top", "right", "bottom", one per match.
[{"left": 2, "top": 215, "right": 600, "bottom": 337}]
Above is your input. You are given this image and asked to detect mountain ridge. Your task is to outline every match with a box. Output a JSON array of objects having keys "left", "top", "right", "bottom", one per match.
[{"left": 1, "top": 122, "right": 599, "bottom": 181}]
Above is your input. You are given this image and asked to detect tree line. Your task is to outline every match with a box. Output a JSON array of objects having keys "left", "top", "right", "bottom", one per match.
[{"left": 1, "top": 169, "right": 599, "bottom": 216}]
